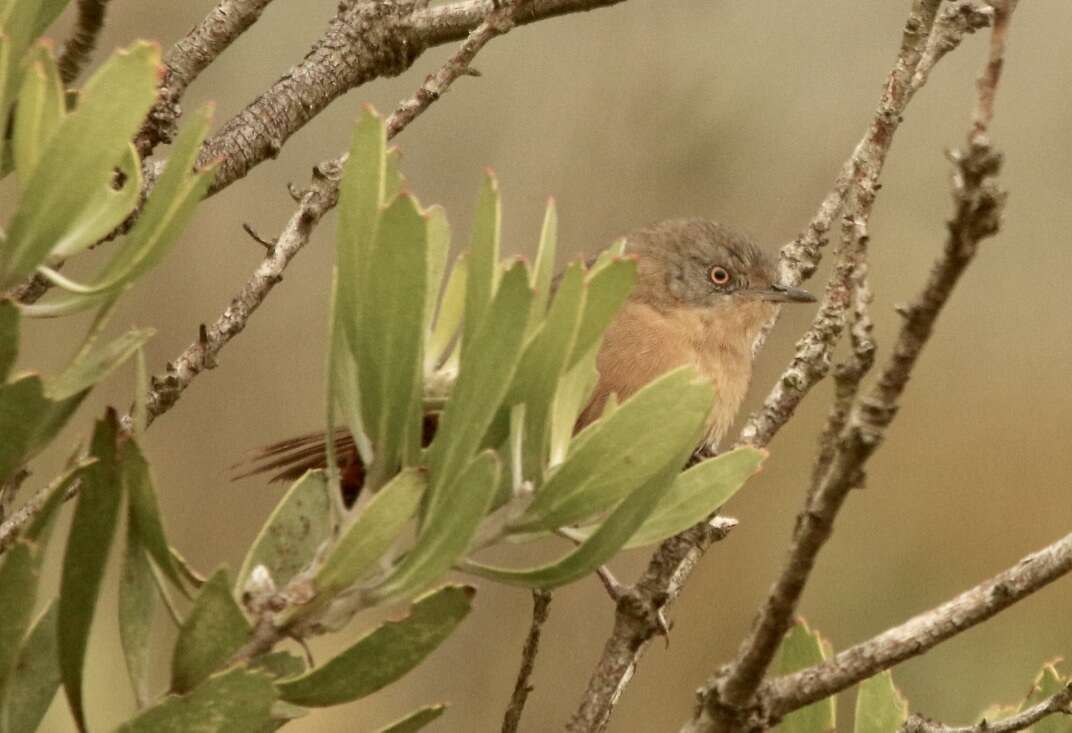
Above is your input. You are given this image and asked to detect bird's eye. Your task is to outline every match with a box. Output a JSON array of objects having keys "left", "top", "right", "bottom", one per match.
[{"left": 709, "top": 266, "right": 731, "bottom": 286}]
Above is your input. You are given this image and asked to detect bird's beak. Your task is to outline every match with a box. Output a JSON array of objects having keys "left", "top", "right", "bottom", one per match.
[{"left": 756, "top": 283, "right": 817, "bottom": 303}]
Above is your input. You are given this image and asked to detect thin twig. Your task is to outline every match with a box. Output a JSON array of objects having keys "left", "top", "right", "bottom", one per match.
[
  {"left": 901, "top": 683, "right": 1072, "bottom": 733},
  {"left": 566, "top": 3, "right": 990, "bottom": 729},
  {"left": 686, "top": 5, "right": 1014, "bottom": 729},
  {"left": 759, "top": 531, "right": 1072, "bottom": 724},
  {"left": 57, "top": 0, "right": 113, "bottom": 85},
  {"left": 501, "top": 590, "right": 553, "bottom": 733}
]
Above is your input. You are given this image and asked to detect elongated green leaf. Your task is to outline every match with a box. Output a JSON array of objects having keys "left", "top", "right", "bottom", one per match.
[
  {"left": 119, "top": 523, "right": 155, "bottom": 708},
  {"left": 278, "top": 585, "right": 473, "bottom": 707},
  {"left": 514, "top": 368, "right": 711, "bottom": 532},
  {"left": 237, "top": 470, "right": 332, "bottom": 595},
  {"left": 171, "top": 568, "right": 251, "bottom": 694},
  {"left": 423, "top": 205, "right": 450, "bottom": 343},
  {"left": 14, "top": 44, "right": 64, "bottom": 188},
  {"left": 122, "top": 443, "right": 183, "bottom": 596},
  {"left": 0, "top": 376, "right": 48, "bottom": 482},
  {"left": 384, "top": 145, "right": 405, "bottom": 201},
  {"left": 170, "top": 546, "right": 207, "bottom": 591},
  {"left": 337, "top": 108, "right": 386, "bottom": 355},
  {"left": 425, "top": 254, "right": 466, "bottom": 375},
  {"left": 0, "top": 0, "right": 38, "bottom": 113},
  {"left": 353, "top": 194, "right": 427, "bottom": 485},
  {"left": 511, "top": 262, "right": 585, "bottom": 483},
  {"left": 529, "top": 198, "right": 558, "bottom": 330},
  {"left": 46, "top": 327, "right": 154, "bottom": 399},
  {"left": 117, "top": 667, "right": 277, "bottom": 733},
  {"left": 549, "top": 345, "right": 599, "bottom": 467},
  {"left": 1020, "top": 663, "right": 1071, "bottom": 733},
  {"left": 373, "top": 452, "right": 499, "bottom": 603},
  {"left": 464, "top": 448, "right": 685, "bottom": 588},
  {"left": 461, "top": 171, "right": 501, "bottom": 353},
  {"left": 24, "top": 457, "right": 94, "bottom": 543},
  {"left": 59, "top": 410, "right": 123, "bottom": 731},
  {"left": 375, "top": 705, "right": 446, "bottom": 733},
  {"left": 773, "top": 619, "right": 836, "bottom": 733},
  {"left": 0, "top": 542, "right": 38, "bottom": 702},
  {"left": 3, "top": 600, "right": 60, "bottom": 733},
  {"left": 314, "top": 468, "right": 425, "bottom": 598},
  {"left": 0, "top": 299, "right": 19, "bottom": 383},
  {"left": 426, "top": 262, "right": 532, "bottom": 498},
  {"left": 854, "top": 671, "right": 907, "bottom": 733},
  {"left": 624, "top": 447, "right": 765, "bottom": 548},
  {"left": 26, "top": 105, "right": 216, "bottom": 316},
  {"left": 567, "top": 257, "right": 636, "bottom": 367},
  {"left": 2, "top": 42, "right": 160, "bottom": 286}
]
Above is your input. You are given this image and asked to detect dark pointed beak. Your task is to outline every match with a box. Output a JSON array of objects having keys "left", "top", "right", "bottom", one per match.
[{"left": 758, "top": 283, "right": 817, "bottom": 303}]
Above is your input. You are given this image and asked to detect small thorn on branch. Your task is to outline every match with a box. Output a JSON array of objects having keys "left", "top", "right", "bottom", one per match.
[{"left": 243, "top": 222, "right": 276, "bottom": 250}]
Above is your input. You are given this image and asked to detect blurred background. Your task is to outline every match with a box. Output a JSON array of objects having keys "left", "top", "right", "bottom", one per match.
[{"left": 10, "top": 1, "right": 1072, "bottom": 730}]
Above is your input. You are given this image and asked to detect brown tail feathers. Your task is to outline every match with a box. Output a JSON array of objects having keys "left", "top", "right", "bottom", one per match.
[{"left": 233, "top": 414, "right": 439, "bottom": 506}]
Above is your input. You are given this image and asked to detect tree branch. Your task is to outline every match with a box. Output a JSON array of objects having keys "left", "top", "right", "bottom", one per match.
[
  {"left": 685, "top": 4, "right": 1013, "bottom": 729},
  {"left": 760, "top": 530, "right": 1072, "bottom": 724},
  {"left": 136, "top": 0, "right": 281, "bottom": 157},
  {"left": 57, "top": 0, "right": 113, "bottom": 84},
  {"left": 501, "top": 590, "right": 553, "bottom": 733},
  {"left": 901, "top": 683, "right": 1072, "bottom": 733},
  {"left": 567, "top": 3, "right": 992, "bottom": 730}
]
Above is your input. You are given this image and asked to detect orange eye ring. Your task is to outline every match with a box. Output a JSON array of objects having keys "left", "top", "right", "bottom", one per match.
[{"left": 709, "top": 266, "right": 731, "bottom": 286}]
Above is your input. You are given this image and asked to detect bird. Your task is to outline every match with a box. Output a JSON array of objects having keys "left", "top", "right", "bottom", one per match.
[{"left": 235, "top": 218, "right": 815, "bottom": 503}]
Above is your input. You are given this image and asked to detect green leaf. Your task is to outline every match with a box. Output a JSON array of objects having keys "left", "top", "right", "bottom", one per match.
[
  {"left": 13, "top": 44, "right": 64, "bottom": 188},
  {"left": 236, "top": 470, "right": 332, "bottom": 595},
  {"left": 373, "top": 452, "right": 499, "bottom": 603},
  {"left": 854, "top": 671, "right": 907, "bottom": 733},
  {"left": 464, "top": 449, "right": 685, "bottom": 589},
  {"left": 0, "top": 299, "right": 18, "bottom": 383},
  {"left": 0, "top": 374, "right": 87, "bottom": 483},
  {"left": 2, "top": 42, "right": 160, "bottom": 287},
  {"left": 336, "top": 107, "right": 386, "bottom": 358},
  {"left": 461, "top": 171, "right": 501, "bottom": 354},
  {"left": 25, "top": 104, "right": 216, "bottom": 316},
  {"left": 45, "top": 327, "right": 154, "bottom": 399},
  {"left": 529, "top": 198, "right": 558, "bottom": 331},
  {"left": 624, "top": 447, "right": 765, "bottom": 548},
  {"left": 0, "top": 0, "right": 39, "bottom": 116},
  {"left": 0, "top": 542, "right": 38, "bottom": 702},
  {"left": 426, "top": 262, "right": 532, "bottom": 499},
  {"left": 0, "top": 41, "right": 10, "bottom": 173},
  {"left": 1020, "top": 662, "right": 1071, "bottom": 733},
  {"left": 353, "top": 194, "right": 427, "bottom": 485},
  {"left": 2, "top": 600, "right": 60, "bottom": 733},
  {"left": 374, "top": 705, "right": 447, "bottom": 733},
  {"left": 117, "top": 667, "right": 277, "bottom": 733},
  {"left": 171, "top": 568, "right": 252, "bottom": 694},
  {"left": 511, "top": 262, "right": 585, "bottom": 483},
  {"left": 548, "top": 345, "right": 599, "bottom": 467},
  {"left": 384, "top": 145, "right": 405, "bottom": 202},
  {"left": 251, "top": 651, "right": 305, "bottom": 681},
  {"left": 58, "top": 411, "right": 123, "bottom": 731},
  {"left": 314, "top": 468, "right": 425, "bottom": 599},
  {"left": 425, "top": 254, "right": 466, "bottom": 375},
  {"left": 567, "top": 257, "right": 636, "bottom": 368},
  {"left": 122, "top": 439, "right": 188, "bottom": 594},
  {"left": 422, "top": 205, "right": 450, "bottom": 349},
  {"left": 119, "top": 523, "right": 156, "bottom": 708},
  {"left": 513, "top": 368, "right": 712, "bottom": 532},
  {"left": 773, "top": 619, "right": 836, "bottom": 733},
  {"left": 277, "top": 585, "right": 474, "bottom": 707}
]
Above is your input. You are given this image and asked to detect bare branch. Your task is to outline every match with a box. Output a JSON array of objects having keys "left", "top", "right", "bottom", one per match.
[
  {"left": 567, "top": 3, "right": 992, "bottom": 729},
  {"left": 760, "top": 531, "right": 1072, "bottom": 723},
  {"left": 901, "top": 683, "right": 1072, "bottom": 733},
  {"left": 501, "top": 590, "right": 553, "bottom": 733},
  {"left": 136, "top": 0, "right": 281, "bottom": 156},
  {"left": 57, "top": 0, "right": 113, "bottom": 85},
  {"left": 684, "top": 5, "right": 1014, "bottom": 729}
]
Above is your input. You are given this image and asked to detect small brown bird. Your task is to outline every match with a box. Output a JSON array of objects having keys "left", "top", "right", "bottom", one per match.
[{"left": 238, "top": 218, "right": 814, "bottom": 500}]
